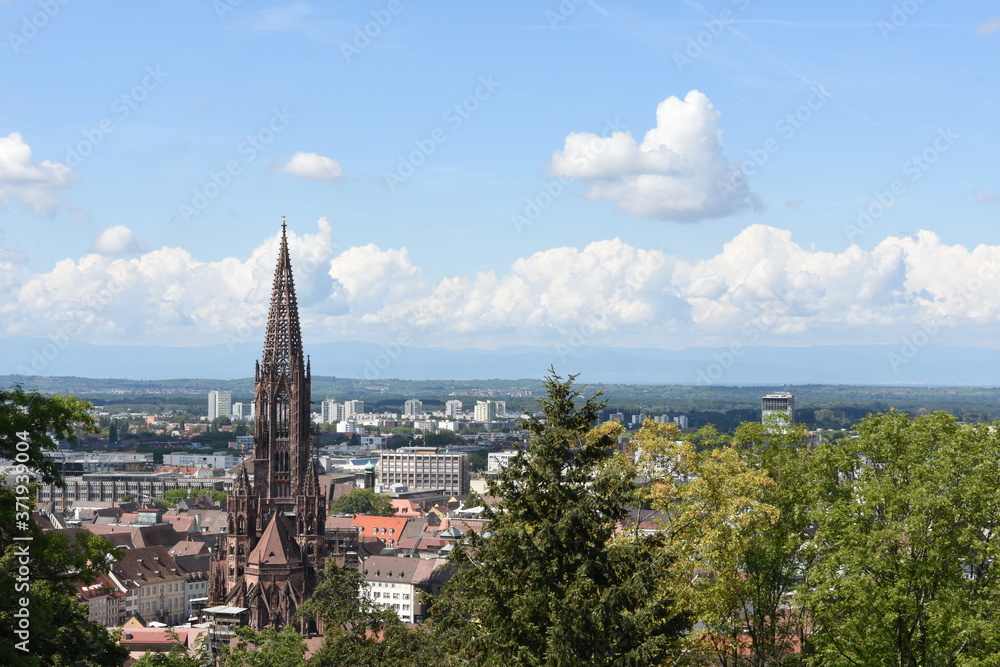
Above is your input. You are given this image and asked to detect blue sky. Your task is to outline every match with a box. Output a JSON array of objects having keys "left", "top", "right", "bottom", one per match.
[{"left": 1, "top": 1, "right": 998, "bottom": 375}]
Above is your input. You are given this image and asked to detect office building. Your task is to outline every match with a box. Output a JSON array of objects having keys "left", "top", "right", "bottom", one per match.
[
  {"left": 761, "top": 392, "right": 795, "bottom": 425},
  {"left": 321, "top": 399, "right": 345, "bottom": 424},
  {"left": 474, "top": 400, "right": 499, "bottom": 423},
  {"left": 207, "top": 391, "right": 231, "bottom": 421},
  {"left": 379, "top": 451, "right": 469, "bottom": 496}
]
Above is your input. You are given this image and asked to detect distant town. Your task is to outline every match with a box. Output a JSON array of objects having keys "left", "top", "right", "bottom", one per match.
[{"left": 5, "top": 230, "right": 998, "bottom": 664}]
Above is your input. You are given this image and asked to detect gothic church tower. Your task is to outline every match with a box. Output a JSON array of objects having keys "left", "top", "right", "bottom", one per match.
[{"left": 209, "top": 222, "right": 326, "bottom": 630}]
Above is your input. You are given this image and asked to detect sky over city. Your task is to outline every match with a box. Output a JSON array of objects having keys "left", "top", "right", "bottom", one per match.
[{"left": 1, "top": 1, "right": 998, "bottom": 372}]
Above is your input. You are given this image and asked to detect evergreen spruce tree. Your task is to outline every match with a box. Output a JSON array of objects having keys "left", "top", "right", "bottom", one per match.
[{"left": 430, "top": 370, "right": 688, "bottom": 666}]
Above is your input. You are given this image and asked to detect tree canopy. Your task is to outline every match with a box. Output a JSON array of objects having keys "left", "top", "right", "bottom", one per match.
[
  {"left": 430, "top": 370, "right": 689, "bottom": 665},
  {"left": 329, "top": 488, "right": 395, "bottom": 517},
  {"left": 802, "top": 410, "right": 1000, "bottom": 664},
  {"left": 0, "top": 385, "right": 126, "bottom": 666}
]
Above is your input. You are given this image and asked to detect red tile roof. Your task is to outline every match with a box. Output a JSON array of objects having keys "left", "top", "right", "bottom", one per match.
[
  {"left": 248, "top": 512, "right": 301, "bottom": 566},
  {"left": 351, "top": 515, "right": 408, "bottom": 547}
]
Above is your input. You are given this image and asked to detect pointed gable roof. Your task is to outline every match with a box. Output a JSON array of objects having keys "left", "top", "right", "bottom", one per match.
[
  {"left": 247, "top": 512, "right": 301, "bottom": 567},
  {"left": 261, "top": 221, "right": 303, "bottom": 379}
]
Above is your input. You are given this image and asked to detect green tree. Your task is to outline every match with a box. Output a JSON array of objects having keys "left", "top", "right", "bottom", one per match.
[
  {"left": 430, "top": 370, "right": 688, "bottom": 665},
  {"left": 132, "top": 630, "right": 208, "bottom": 666},
  {"left": 802, "top": 411, "right": 1000, "bottom": 664},
  {"left": 0, "top": 385, "right": 127, "bottom": 666},
  {"left": 710, "top": 418, "right": 814, "bottom": 666},
  {"left": 218, "top": 625, "right": 307, "bottom": 667},
  {"left": 627, "top": 419, "right": 781, "bottom": 665},
  {"left": 295, "top": 562, "right": 432, "bottom": 666},
  {"left": 329, "top": 488, "right": 395, "bottom": 517},
  {"left": 465, "top": 449, "right": 488, "bottom": 472}
]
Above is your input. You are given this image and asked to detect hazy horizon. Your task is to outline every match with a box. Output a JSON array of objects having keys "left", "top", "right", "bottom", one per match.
[{"left": 2, "top": 3, "right": 998, "bottom": 388}]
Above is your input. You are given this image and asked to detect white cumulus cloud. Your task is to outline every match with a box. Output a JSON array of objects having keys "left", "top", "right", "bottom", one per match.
[
  {"left": 93, "top": 225, "right": 140, "bottom": 254},
  {"left": 0, "top": 132, "right": 75, "bottom": 215},
  {"left": 9, "top": 221, "right": 1000, "bottom": 352},
  {"left": 273, "top": 151, "right": 343, "bottom": 182},
  {"left": 549, "top": 91, "right": 761, "bottom": 222}
]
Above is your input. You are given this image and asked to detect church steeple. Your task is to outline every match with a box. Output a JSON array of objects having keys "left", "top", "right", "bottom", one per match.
[
  {"left": 261, "top": 218, "right": 303, "bottom": 379},
  {"left": 211, "top": 220, "right": 326, "bottom": 631},
  {"left": 252, "top": 220, "right": 313, "bottom": 505}
]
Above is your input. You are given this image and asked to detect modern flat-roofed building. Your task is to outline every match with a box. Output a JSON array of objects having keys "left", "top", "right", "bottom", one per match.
[
  {"left": 487, "top": 450, "right": 519, "bottom": 474},
  {"left": 37, "top": 472, "right": 226, "bottom": 505},
  {"left": 761, "top": 392, "right": 795, "bottom": 425},
  {"left": 231, "top": 402, "right": 254, "bottom": 421},
  {"left": 474, "top": 400, "right": 499, "bottom": 422},
  {"left": 321, "top": 399, "right": 345, "bottom": 424},
  {"left": 162, "top": 452, "right": 242, "bottom": 469},
  {"left": 208, "top": 391, "right": 232, "bottom": 422},
  {"left": 379, "top": 451, "right": 469, "bottom": 496}
]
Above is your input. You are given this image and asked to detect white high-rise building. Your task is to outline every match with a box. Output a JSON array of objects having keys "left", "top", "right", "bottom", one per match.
[
  {"left": 231, "top": 402, "right": 254, "bottom": 421},
  {"left": 344, "top": 400, "right": 365, "bottom": 417},
  {"left": 322, "top": 399, "right": 345, "bottom": 423},
  {"left": 474, "top": 400, "right": 498, "bottom": 422},
  {"left": 404, "top": 399, "right": 423, "bottom": 417},
  {"left": 445, "top": 400, "right": 463, "bottom": 418},
  {"left": 208, "top": 390, "right": 231, "bottom": 421}
]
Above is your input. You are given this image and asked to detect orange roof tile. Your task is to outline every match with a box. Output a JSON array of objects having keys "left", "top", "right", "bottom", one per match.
[{"left": 247, "top": 512, "right": 301, "bottom": 566}]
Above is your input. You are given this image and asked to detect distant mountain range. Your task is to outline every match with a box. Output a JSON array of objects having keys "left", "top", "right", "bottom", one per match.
[{"left": 1, "top": 335, "right": 998, "bottom": 386}]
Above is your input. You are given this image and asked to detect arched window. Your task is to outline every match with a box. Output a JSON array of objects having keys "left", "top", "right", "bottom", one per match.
[
  {"left": 275, "top": 390, "right": 290, "bottom": 438},
  {"left": 238, "top": 516, "right": 245, "bottom": 534}
]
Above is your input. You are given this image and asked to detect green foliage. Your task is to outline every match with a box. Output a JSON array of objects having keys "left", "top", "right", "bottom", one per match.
[
  {"left": 132, "top": 630, "right": 206, "bottom": 667},
  {"left": 218, "top": 625, "right": 307, "bottom": 667},
  {"left": 717, "top": 419, "right": 814, "bottom": 665},
  {"left": 802, "top": 411, "right": 1000, "bottom": 664},
  {"left": 296, "top": 562, "right": 433, "bottom": 666},
  {"left": 1, "top": 583, "right": 129, "bottom": 666},
  {"left": 0, "top": 386, "right": 124, "bottom": 666},
  {"left": 430, "top": 370, "right": 688, "bottom": 665},
  {"left": 465, "top": 449, "right": 487, "bottom": 471},
  {"left": 0, "top": 385, "right": 96, "bottom": 484},
  {"left": 329, "top": 488, "right": 395, "bottom": 517},
  {"left": 462, "top": 489, "right": 486, "bottom": 510},
  {"left": 420, "top": 429, "right": 465, "bottom": 448},
  {"left": 628, "top": 419, "right": 784, "bottom": 663}
]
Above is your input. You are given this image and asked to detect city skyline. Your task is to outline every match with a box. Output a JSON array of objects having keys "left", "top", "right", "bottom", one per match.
[{"left": 1, "top": 2, "right": 998, "bottom": 382}]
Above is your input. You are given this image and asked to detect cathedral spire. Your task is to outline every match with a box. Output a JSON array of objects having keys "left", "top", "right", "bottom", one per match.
[{"left": 261, "top": 220, "right": 303, "bottom": 378}]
